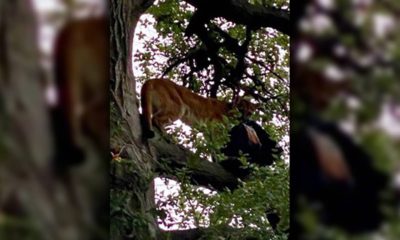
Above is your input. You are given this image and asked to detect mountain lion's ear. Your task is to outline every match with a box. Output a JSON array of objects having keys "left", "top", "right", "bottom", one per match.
[{"left": 234, "top": 98, "right": 258, "bottom": 117}]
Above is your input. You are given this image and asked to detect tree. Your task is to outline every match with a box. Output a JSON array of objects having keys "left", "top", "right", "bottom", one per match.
[{"left": 110, "top": 0, "right": 289, "bottom": 239}]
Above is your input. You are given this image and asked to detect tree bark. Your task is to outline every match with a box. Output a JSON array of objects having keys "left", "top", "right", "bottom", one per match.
[
  {"left": 110, "top": 0, "right": 158, "bottom": 239},
  {"left": 184, "top": 0, "right": 290, "bottom": 35}
]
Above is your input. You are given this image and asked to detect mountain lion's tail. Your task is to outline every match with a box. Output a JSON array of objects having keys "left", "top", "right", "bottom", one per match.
[{"left": 140, "top": 81, "right": 155, "bottom": 139}]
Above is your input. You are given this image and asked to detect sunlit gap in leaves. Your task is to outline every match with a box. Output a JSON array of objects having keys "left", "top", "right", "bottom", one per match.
[
  {"left": 154, "top": 177, "right": 274, "bottom": 231},
  {"left": 155, "top": 178, "right": 216, "bottom": 230},
  {"left": 32, "top": 0, "right": 63, "bottom": 106}
]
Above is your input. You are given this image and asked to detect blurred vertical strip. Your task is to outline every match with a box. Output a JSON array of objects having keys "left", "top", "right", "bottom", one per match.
[
  {"left": 0, "top": 1, "right": 109, "bottom": 240},
  {"left": 291, "top": 0, "right": 400, "bottom": 239}
]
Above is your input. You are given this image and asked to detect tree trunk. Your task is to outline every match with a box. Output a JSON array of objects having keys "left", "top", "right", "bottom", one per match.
[{"left": 109, "top": 0, "right": 158, "bottom": 239}]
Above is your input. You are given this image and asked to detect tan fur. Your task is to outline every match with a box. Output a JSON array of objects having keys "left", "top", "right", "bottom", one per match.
[
  {"left": 54, "top": 17, "right": 108, "bottom": 149},
  {"left": 140, "top": 78, "right": 258, "bottom": 137}
]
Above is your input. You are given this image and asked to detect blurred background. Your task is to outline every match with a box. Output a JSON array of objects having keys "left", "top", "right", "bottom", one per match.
[
  {"left": 0, "top": 0, "right": 108, "bottom": 239},
  {"left": 291, "top": 0, "right": 400, "bottom": 239}
]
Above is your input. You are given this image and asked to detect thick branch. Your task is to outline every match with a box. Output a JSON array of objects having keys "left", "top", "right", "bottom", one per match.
[
  {"left": 161, "top": 228, "right": 204, "bottom": 240},
  {"left": 184, "top": 0, "right": 290, "bottom": 35},
  {"left": 161, "top": 226, "right": 272, "bottom": 240},
  {"left": 150, "top": 132, "right": 239, "bottom": 191}
]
